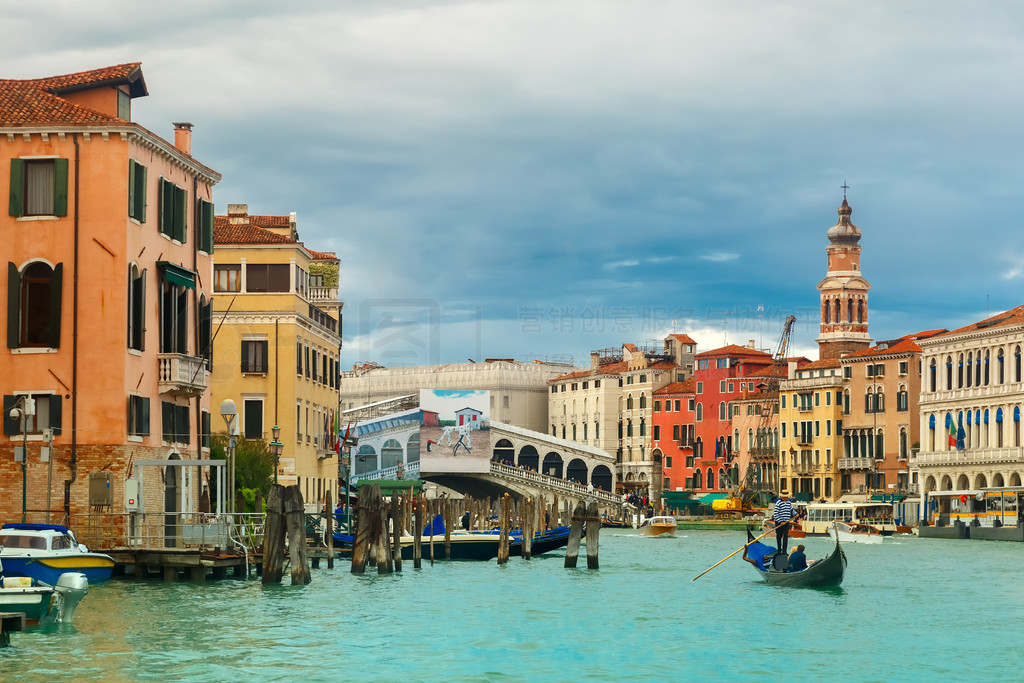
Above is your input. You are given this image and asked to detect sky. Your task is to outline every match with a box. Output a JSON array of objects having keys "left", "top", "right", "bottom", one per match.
[{"left": 5, "top": 1, "right": 1023, "bottom": 368}]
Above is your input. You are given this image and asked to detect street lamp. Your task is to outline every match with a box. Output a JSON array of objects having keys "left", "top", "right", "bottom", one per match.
[
  {"left": 9, "top": 396, "right": 34, "bottom": 523},
  {"left": 270, "top": 424, "right": 282, "bottom": 485},
  {"left": 220, "top": 399, "right": 237, "bottom": 514}
]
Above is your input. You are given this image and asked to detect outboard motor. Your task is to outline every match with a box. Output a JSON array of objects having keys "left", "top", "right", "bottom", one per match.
[{"left": 54, "top": 572, "right": 89, "bottom": 623}]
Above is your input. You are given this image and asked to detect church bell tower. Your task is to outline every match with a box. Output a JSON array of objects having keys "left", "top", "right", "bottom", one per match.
[{"left": 816, "top": 194, "right": 872, "bottom": 360}]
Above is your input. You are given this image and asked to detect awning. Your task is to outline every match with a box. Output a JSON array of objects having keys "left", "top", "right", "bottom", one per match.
[
  {"left": 356, "top": 479, "right": 423, "bottom": 496},
  {"left": 698, "top": 492, "right": 727, "bottom": 504},
  {"left": 158, "top": 261, "right": 197, "bottom": 289},
  {"left": 870, "top": 494, "right": 906, "bottom": 502}
]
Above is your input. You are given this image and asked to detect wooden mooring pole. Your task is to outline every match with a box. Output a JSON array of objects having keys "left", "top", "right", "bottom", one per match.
[
  {"left": 564, "top": 501, "right": 586, "bottom": 568},
  {"left": 585, "top": 501, "right": 600, "bottom": 569},
  {"left": 325, "top": 489, "right": 334, "bottom": 569},
  {"left": 284, "top": 485, "right": 311, "bottom": 585},
  {"left": 497, "top": 493, "right": 511, "bottom": 565},
  {"left": 413, "top": 496, "right": 423, "bottom": 569},
  {"left": 262, "top": 484, "right": 286, "bottom": 583},
  {"left": 391, "top": 494, "right": 402, "bottom": 572}
]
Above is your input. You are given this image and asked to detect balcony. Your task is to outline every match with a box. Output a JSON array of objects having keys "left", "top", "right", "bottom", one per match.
[
  {"left": 308, "top": 286, "right": 339, "bottom": 303},
  {"left": 838, "top": 457, "right": 875, "bottom": 470},
  {"left": 158, "top": 354, "right": 209, "bottom": 397},
  {"left": 796, "top": 435, "right": 813, "bottom": 446}
]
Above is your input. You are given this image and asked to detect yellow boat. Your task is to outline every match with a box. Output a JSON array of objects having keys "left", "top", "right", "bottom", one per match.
[{"left": 637, "top": 516, "right": 677, "bottom": 537}]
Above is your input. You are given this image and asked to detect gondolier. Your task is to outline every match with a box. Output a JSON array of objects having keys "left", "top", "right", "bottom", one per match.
[{"left": 772, "top": 493, "right": 799, "bottom": 554}]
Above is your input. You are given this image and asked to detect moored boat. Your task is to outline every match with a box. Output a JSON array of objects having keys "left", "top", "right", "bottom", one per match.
[
  {"left": 0, "top": 558, "right": 89, "bottom": 625},
  {"left": 637, "top": 516, "right": 677, "bottom": 537},
  {"left": 742, "top": 528, "right": 846, "bottom": 587},
  {"left": 332, "top": 523, "right": 571, "bottom": 561},
  {"left": 0, "top": 523, "right": 115, "bottom": 585},
  {"left": 795, "top": 501, "right": 897, "bottom": 537},
  {"left": 828, "top": 521, "right": 884, "bottom": 544}
]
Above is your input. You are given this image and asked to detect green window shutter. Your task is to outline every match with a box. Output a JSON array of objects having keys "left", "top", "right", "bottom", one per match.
[
  {"left": 159, "top": 179, "right": 171, "bottom": 236},
  {"left": 162, "top": 401, "right": 173, "bottom": 441},
  {"left": 138, "top": 164, "right": 147, "bottom": 222},
  {"left": 200, "top": 199, "right": 214, "bottom": 254},
  {"left": 53, "top": 158, "right": 68, "bottom": 217},
  {"left": 128, "top": 161, "right": 136, "bottom": 219},
  {"left": 141, "top": 397, "right": 150, "bottom": 437},
  {"left": 49, "top": 394, "right": 62, "bottom": 435},
  {"left": 137, "top": 268, "right": 147, "bottom": 351},
  {"left": 49, "top": 263, "right": 62, "bottom": 348},
  {"left": 7, "top": 262, "right": 20, "bottom": 348},
  {"left": 174, "top": 185, "right": 187, "bottom": 243},
  {"left": 202, "top": 410, "right": 210, "bottom": 448},
  {"left": 8, "top": 159, "right": 24, "bottom": 217}
]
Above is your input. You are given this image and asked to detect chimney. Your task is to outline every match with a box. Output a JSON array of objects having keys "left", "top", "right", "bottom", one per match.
[
  {"left": 748, "top": 339, "right": 756, "bottom": 349},
  {"left": 289, "top": 211, "right": 298, "bottom": 240},
  {"left": 172, "top": 122, "right": 193, "bottom": 155},
  {"left": 227, "top": 204, "right": 248, "bottom": 225}
]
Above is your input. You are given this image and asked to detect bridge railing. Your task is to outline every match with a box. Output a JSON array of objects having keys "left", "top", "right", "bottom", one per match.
[
  {"left": 490, "top": 462, "right": 622, "bottom": 506},
  {"left": 351, "top": 460, "right": 421, "bottom": 486}
]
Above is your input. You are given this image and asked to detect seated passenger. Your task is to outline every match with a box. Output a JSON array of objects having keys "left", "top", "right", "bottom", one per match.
[{"left": 788, "top": 544, "right": 808, "bottom": 572}]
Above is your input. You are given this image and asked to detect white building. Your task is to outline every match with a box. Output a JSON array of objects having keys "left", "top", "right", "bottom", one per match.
[{"left": 914, "top": 305, "right": 1024, "bottom": 493}]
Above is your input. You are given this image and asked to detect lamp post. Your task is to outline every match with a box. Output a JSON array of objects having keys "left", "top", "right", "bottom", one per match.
[
  {"left": 9, "top": 396, "right": 34, "bottom": 523},
  {"left": 270, "top": 424, "right": 282, "bottom": 485},
  {"left": 220, "top": 399, "right": 237, "bottom": 514}
]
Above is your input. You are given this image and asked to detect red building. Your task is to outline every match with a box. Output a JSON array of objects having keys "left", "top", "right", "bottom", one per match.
[
  {"left": 687, "top": 343, "right": 773, "bottom": 494},
  {"left": 652, "top": 379, "right": 696, "bottom": 496}
]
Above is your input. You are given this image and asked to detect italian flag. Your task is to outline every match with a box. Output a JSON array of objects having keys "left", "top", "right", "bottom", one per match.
[{"left": 948, "top": 414, "right": 957, "bottom": 447}]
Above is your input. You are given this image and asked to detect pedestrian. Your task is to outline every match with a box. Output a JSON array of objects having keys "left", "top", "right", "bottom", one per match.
[{"left": 772, "top": 492, "right": 798, "bottom": 554}]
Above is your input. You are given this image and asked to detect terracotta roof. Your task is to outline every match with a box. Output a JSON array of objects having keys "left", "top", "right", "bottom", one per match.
[
  {"left": 798, "top": 358, "right": 842, "bottom": 370},
  {"left": 668, "top": 333, "right": 697, "bottom": 345},
  {"left": 696, "top": 344, "right": 770, "bottom": 358},
  {"left": 623, "top": 343, "right": 638, "bottom": 352},
  {"left": 0, "top": 63, "right": 145, "bottom": 127},
  {"left": 309, "top": 249, "right": 338, "bottom": 262},
  {"left": 551, "top": 360, "right": 629, "bottom": 382},
  {"left": 743, "top": 357, "right": 811, "bottom": 378},
  {"left": 939, "top": 305, "right": 1024, "bottom": 338},
  {"left": 213, "top": 221, "right": 294, "bottom": 246},
  {"left": 648, "top": 360, "right": 678, "bottom": 370},
  {"left": 654, "top": 379, "right": 695, "bottom": 395},
  {"left": 845, "top": 329, "right": 950, "bottom": 359}
]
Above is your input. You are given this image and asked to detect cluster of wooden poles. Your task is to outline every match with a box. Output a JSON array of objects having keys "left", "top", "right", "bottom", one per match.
[{"left": 349, "top": 487, "right": 602, "bottom": 574}]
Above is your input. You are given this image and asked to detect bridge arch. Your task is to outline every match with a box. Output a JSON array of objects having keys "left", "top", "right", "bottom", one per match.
[
  {"left": 493, "top": 438, "right": 515, "bottom": 465},
  {"left": 566, "top": 458, "right": 587, "bottom": 485},
  {"left": 381, "top": 439, "right": 403, "bottom": 468},
  {"left": 518, "top": 444, "right": 539, "bottom": 472},
  {"left": 355, "top": 444, "right": 377, "bottom": 474},
  {"left": 543, "top": 452, "right": 563, "bottom": 478},
  {"left": 592, "top": 464, "right": 612, "bottom": 492}
]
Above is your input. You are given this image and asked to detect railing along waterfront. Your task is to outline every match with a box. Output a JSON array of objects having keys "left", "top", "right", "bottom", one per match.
[{"left": 70, "top": 512, "right": 265, "bottom": 553}]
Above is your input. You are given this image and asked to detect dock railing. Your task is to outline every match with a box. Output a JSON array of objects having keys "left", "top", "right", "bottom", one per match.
[{"left": 70, "top": 512, "right": 265, "bottom": 554}]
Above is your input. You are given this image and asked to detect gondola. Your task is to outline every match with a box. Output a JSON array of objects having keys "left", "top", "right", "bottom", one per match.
[{"left": 742, "top": 527, "right": 846, "bottom": 587}]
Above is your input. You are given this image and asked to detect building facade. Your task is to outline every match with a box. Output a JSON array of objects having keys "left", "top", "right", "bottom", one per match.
[
  {"left": 1, "top": 63, "right": 219, "bottom": 524},
  {"left": 652, "top": 379, "right": 696, "bottom": 493},
  {"left": 778, "top": 359, "right": 844, "bottom": 501},
  {"left": 211, "top": 204, "right": 342, "bottom": 507},
  {"left": 913, "top": 306, "right": 1024, "bottom": 494}
]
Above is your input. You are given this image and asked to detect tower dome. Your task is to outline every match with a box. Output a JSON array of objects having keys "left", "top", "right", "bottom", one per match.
[{"left": 826, "top": 198, "right": 861, "bottom": 245}]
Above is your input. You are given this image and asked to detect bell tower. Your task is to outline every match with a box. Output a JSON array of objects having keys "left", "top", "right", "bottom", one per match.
[{"left": 816, "top": 194, "right": 872, "bottom": 359}]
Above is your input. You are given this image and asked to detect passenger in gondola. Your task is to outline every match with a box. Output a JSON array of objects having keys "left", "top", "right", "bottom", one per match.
[{"left": 787, "top": 544, "right": 808, "bottom": 572}]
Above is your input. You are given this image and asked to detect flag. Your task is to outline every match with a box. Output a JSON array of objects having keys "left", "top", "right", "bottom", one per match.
[
  {"left": 332, "top": 410, "right": 340, "bottom": 452},
  {"left": 948, "top": 414, "right": 957, "bottom": 448},
  {"left": 956, "top": 415, "right": 966, "bottom": 451}
]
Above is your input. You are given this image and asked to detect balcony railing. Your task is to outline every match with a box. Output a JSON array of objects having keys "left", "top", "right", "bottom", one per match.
[
  {"left": 158, "top": 353, "right": 209, "bottom": 397},
  {"left": 308, "top": 286, "right": 339, "bottom": 303},
  {"left": 838, "top": 457, "right": 875, "bottom": 470}
]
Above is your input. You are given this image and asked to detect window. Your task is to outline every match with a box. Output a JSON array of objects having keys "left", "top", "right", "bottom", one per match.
[
  {"left": 696, "top": 382, "right": 703, "bottom": 394},
  {"left": 898, "top": 360, "right": 908, "bottom": 376},
  {"left": 159, "top": 267, "right": 192, "bottom": 354},
  {"left": 117, "top": 89, "right": 131, "bottom": 119},
  {"left": 897, "top": 389, "right": 909, "bottom": 412},
  {"left": 639, "top": 374, "right": 646, "bottom": 383},
  {"left": 716, "top": 358, "right": 728, "bottom": 368},
  {"left": 8, "top": 261, "right": 63, "bottom": 349},
  {"left": 675, "top": 400, "right": 681, "bottom": 411},
  {"left": 158, "top": 178, "right": 187, "bottom": 242},
  {"left": 198, "top": 199, "right": 214, "bottom": 254},
  {"left": 296, "top": 341, "right": 304, "bottom": 375},
  {"left": 654, "top": 400, "right": 661, "bottom": 412},
  {"left": 128, "top": 160, "right": 147, "bottom": 222},
  {"left": 161, "top": 401, "right": 190, "bottom": 443},
  {"left": 582, "top": 381, "right": 588, "bottom": 389},
  {"left": 719, "top": 402, "right": 726, "bottom": 420},
  {"left": 246, "top": 263, "right": 290, "bottom": 292},
  {"left": 653, "top": 425, "right": 661, "bottom": 440},
  {"left": 842, "top": 366, "right": 852, "bottom": 380},
  {"left": 595, "top": 380, "right": 601, "bottom": 388},
  {"left": 720, "top": 380, "right": 727, "bottom": 392},
  {"left": 127, "top": 395, "right": 150, "bottom": 437},
  {"left": 696, "top": 403, "right": 703, "bottom": 421},
  {"left": 3, "top": 394, "right": 62, "bottom": 436},
  {"left": 8, "top": 158, "right": 68, "bottom": 217},
  {"left": 214, "top": 265, "right": 240, "bottom": 293},
  {"left": 241, "top": 339, "right": 269, "bottom": 373},
  {"left": 672, "top": 425, "right": 680, "bottom": 440},
  {"left": 243, "top": 398, "right": 264, "bottom": 440},
  {"left": 698, "top": 360, "right": 709, "bottom": 370},
  {"left": 128, "top": 265, "right": 146, "bottom": 351}
]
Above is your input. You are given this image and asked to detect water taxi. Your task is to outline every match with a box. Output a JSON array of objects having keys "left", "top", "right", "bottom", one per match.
[
  {"left": 0, "top": 558, "right": 90, "bottom": 625},
  {"left": 920, "top": 487, "right": 1024, "bottom": 541},
  {"left": 637, "top": 516, "right": 677, "bottom": 537},
  {"left": 795, "top": 502, "right": 897, "bottom": 536},
  {"left": 828, "top": 521, "right": 884, "bottom": 544}
]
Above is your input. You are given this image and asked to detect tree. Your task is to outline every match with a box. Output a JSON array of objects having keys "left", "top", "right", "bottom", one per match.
[{"left": 210, "top": 434, "right": 274, "bottom": 499}]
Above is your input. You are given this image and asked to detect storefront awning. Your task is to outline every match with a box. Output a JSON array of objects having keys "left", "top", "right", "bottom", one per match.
[
  {"left": 698, "top": 492, "right": 727, "bottom": 504},
  {"left": 356, "top": 479, "right": 423, "bottom": 496},
  {"left": 158, "top": 261, "right": 197, "bottom": 289}
]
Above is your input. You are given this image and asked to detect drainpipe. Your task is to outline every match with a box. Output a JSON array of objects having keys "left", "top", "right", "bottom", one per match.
[
  {"left": 193, "top": 176, "right": 200, "bottom": 465},
  {"left": 64, "top": 133, "right": 80, "bottom": 520}
]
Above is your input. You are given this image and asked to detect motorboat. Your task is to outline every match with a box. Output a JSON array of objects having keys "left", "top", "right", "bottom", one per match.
[
  {"left": 637, "top": 516, "right": 677, "bottom": 537},
  {"left": 742, "top": 528, "right": 846, "bottom": 587},
  {"left": 828, "top": 521, "right": 884, "bottom": 544},
  {"left": 0, "top": 523, "right": 115, "bottom": 584},
  {"left": 0, "top": 558, "right": 89, "bottom": 625}
]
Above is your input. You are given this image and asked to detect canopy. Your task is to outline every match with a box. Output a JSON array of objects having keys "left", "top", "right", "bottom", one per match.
[
  {"left": 698, "top": 492, "right": 727, "bottom": 504},
  {"left": 356, "top": 479, "right": 423, "bottom": 496},
  {"left": 157, "top": 261, "right": 197, "bottom": 289}
]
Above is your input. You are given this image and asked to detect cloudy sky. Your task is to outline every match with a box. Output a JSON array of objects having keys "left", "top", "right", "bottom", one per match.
[{"left": 5, "top": 1, "right": 1023, "bottom": 367}]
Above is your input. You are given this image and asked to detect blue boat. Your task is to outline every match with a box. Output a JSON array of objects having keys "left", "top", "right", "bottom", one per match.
[{"left": 0, "top": 523, "right": 115, "bottom": 585}]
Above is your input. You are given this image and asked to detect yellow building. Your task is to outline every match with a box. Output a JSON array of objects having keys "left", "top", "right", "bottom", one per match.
[
  {"left": 777, "top": 359, "right": 845, "bottom": 501},
  {"left": 211, "top": 204, "right": 342, "bottom": 507}
]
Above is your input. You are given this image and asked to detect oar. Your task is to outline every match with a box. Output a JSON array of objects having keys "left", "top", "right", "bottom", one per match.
[{"left": 691, "top": 522, "right": 788, "bottom": 582}]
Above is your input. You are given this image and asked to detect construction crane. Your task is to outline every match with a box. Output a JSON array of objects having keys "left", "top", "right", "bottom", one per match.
[{"left": 713, "top": 315, "right": 795, "bottom": 518}]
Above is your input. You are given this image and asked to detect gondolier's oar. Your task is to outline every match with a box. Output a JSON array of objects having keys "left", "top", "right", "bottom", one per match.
[{"left": 690, "top": 522, "right": 788, "bottom": 582}]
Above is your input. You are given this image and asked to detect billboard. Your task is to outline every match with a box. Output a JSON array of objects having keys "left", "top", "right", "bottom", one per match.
[{"left": 419, "top": 389, "right": 492, "bottom": 473}]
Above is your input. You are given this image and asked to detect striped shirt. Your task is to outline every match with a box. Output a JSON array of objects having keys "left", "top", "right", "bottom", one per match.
[{"left": 773, "top": 498, "right": 796, "bottom": 523}]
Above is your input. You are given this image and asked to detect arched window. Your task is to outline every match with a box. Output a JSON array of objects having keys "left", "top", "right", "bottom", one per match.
[
  {"left": 719, "top": 401, "right": 727, "bottom": 420},
  {"left": 984, "top": 350, "right": 991, "bottom": 386},
  {"left": 694, "top": 468, "right": 703, "bottom": 489},
  {"left": 929, "top": 359, "right": 937, "bottom": 392},
  {"left": 696, "top": 403, "right": 703, "bottom": 421},
  {"left": 8, "top": 261, "right": 63, "bottom": 349},
  {"left": 847, "top": 298, "right": 853, "bottom": 323},
  {"left": 823, "top": 300, "right": 831, "bottom": 324},
  {"left": 833, "top": 298, "right": 840, "bottom": 323},
  {"left": 957, "top": 353, "right": 964, "bottom": 388},
  {"left": 639, "top": 394, "right": 647, "bottom": 410},
  {"left": 639, "top": 419, "right": 646, "bottom": 437},
  {"left": 626, "top": 420, "right": 633, "bottom": 437},
  {"left": 707, "top": 468, "right": 716, "bottom": 489},
  {"left": 966, "top": 352, "right": 973, "bottom": 388},
  {"left": 748, "top": 428, "right": 754, "bottom": 450},
  {"left": 857, "top": 299, "right": 864, "bottom": 324},
  {"left": 946, "top": 355, "right": 954, "bottom": 390},
  {"left": 928, "top": 414, "right": 936, "bottom": 451},
  {"left": 1016, "top": 346, "right": 1022, "bottom": 383},
  {"left": 626, "top": 394, "right": 633, "bottom": 409},
  {"left": 998, "top": 348, "right": 1005, "bottom": 384}
]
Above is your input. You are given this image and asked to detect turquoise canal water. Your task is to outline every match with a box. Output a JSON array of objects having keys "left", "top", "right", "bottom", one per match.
[{"left": 3, "top": 531, "right": 1023, "bottom": 681}]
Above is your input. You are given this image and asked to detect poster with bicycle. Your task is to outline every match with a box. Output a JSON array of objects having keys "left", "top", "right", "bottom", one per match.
[{"left": 419, "top": 389, "right": 491, "bottom": 460}]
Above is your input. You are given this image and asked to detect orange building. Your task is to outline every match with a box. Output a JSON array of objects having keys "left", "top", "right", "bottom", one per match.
[{"left": 0, "top": 64, "right": 219, "bottom": 531}]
